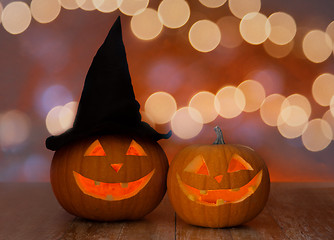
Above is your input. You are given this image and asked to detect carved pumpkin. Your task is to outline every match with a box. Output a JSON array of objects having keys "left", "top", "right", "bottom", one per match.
[
  {"left": 50, "top": 135, "right": 169, "bottom": 221},
  {"left": 167, "top": 127, "right": 270, "bottom": 228}
]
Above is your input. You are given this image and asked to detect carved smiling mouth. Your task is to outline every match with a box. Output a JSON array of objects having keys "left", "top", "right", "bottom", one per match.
[
  {"left": 73, "top": 170, "right": 155, "bottom": 201},
  {"left": 177, "top": 170, "right": 263, "bottom": 206}
]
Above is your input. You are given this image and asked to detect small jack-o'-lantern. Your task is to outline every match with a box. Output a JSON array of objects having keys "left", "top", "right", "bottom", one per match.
[
  {"left": 51, "top": 135, "right": 168, "bottom": 221},
  {"left": 167, "top": 127, "right": 270, "bottom": 228}
]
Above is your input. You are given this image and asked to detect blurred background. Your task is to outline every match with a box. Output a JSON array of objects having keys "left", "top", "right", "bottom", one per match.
[{"left": 0, "top": 0, "right": 334, "bottom": 182}]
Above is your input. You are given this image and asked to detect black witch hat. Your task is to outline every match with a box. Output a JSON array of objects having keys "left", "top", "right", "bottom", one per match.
[{"left": 46, "top": 17, "right": 171, "bottom": 151}]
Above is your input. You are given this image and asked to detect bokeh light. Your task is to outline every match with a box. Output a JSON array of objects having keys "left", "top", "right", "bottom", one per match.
[
  {"left": 189, "top": 20, "right": 221, "bottom": 52},
  {"left": 282, "top": 94, "right": 312, "bottom": 119},
  {"left": 323, "top": 110, "right": 334, "bottom": 140},
  {"left": 140, "top": 111, "right": 156, "bottom": 128},
  {"left": 312, "top": 73, "right": 334, "bottom": 106},
  {"left": 199, "top": 0, "right": 227, "bottom": 8},
  {"left": 279, "top": 105, "right": 308, "bottom": 127},
  {"left": 45, "top": 102, "right": 77, "bottom": 136},
  {"left": 119, "top": 0, "right": 148, "bottom": 16},
  {"left": 302, "top": 30, "right": 332, "bottom": 63},
  {"left": 79, "top": 0, "right": 96, "bottom": 11},
  {"left": 158, "top": 0, "right": 190, "bottom": 29},
  {"left": 326, "top": 21, "right": 334, "bottom": 44},
  {"left": 59, "top": 0, "right": 84, "bottom": 10},
  {"left": 302, "top": 119, "right": 332, "bottom": 152},
  {"left": 277, "top": 112, "right": 308, "bottom": 139},
  {"left": 46, "top": 106, "right": 65, "bottom": 135},
  {"left": 189, "top": 91, "right": 218, "bottom": 123},
  {"left": 331, "top": 96, "right": 334, "bottom": 116},
  {"left": 93, "top": 0, "right": 121, "bottom": 13},
  {"left": 0, "top": 110, "right": 31, "bottom": 150},
  {"left": 276, "top": 94, "right": 311, "bottom": 140},
  {"left": 158, "top": 0, "right": 190, "bottom": 28},
  {"left": 228, "top": 0, "right": 261, "bottom": 19},
  {"left": 64, "top": 101, "right": 79, "bottom": 115},
  {"left": 239, "top": 12, "right": 271, "bottom": 45},
  {"left": 260, "top": 94, "right": 286, "bottom": 127},
  {"left": 217, "top": 16, "right": 243, "bottom": 48},
  {"left": 36, "top": 84, "right": 73, "bottom": 117},
  {"left": 30, "top": 0, "right": 61, "bottom": 24},
  {"left": 263, "top": 40, "right": 294, "bottom": 58},
  {"left": 237, "top": 80, "right": 265, "bottom": 112},
  {"left": 144, "top": 92, "right": 177, "bottom": 124},
  {"left": 214, "top": 86, "right": 245, "bottom": 118},
  {"left": 171, "top": 107, "right": 203, "bottom": 139},
  {"left": 268, "top": 12, "right": 296, "bottom": 45},
  {"left": 58, "top": 107, "right": 73, "bottom": 130},
  {"left": 131, "top": 8, "right": 163, "bottom": 40},
  {"left": 63, "top": 101, "right": 78, "bottom": 115},
  {"left": 59, "top": 101, "right": 78, "bottom": 130},
  {"left": 0, "top": 2, "right": 3, "bottom": 24},
  {"left": 1, "top": 1, "right": 32, "bottom": 34}
]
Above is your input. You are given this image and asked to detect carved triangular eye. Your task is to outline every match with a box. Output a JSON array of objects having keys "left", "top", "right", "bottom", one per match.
[
  {"left": 227, "top": 154, "right": 253, "bottom": 173},
  {"left": 184, "top": 155, "right": 210, "bottom": 175},
  {"left": 126, "top": 140, "right": 147, "bottom": 156},
  {"left": 84, "top": 140, "right": 106, "bottom": 156}
]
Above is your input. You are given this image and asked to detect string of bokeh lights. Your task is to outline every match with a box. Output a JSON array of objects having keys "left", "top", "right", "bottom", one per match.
[{"left": 0, "top": 0, "right": 334, "bottom": 152}]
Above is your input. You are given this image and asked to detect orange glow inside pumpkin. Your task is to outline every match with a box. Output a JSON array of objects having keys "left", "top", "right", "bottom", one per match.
[
  {"left": 84, "top": 140, "right": 106, "bottom": 156},
  {"left": 184, "top": 155, "right": 210, "bottom": 175},
  {"left": 126, "top": 140, "right": 147, "bottom": 156},
  {"left": 110, "top": 163, "right": 123, "bottom": 173},
  {"left": 227, "top": 154, "right": 254, "bottom": 173},
  {"left": 73, "top": 170, "right": 155, "bottom": 201},
  {"left": 214, "top": 175, "right": 223, "bottom": 183},
  {"left": 177, "top": 170, "right": 262, "bottom": 206}
]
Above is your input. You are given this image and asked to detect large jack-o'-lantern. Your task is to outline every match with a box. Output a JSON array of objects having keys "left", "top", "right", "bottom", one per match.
[
  {"left": 46, "top": 17, "right": 171, "bottom": 221},
  {"left": 51, "top": 135, "right": 168, "bottom": 221},
  {"left": 167, "top": 127, "right": 270, "bottom": 228}
]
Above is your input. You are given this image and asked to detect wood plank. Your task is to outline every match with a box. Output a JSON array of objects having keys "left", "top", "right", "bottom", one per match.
[
  {"left": 117, "top": 195, "right": 175, "bottom": 240},
  {"left": 229, "top": 203, "right": 288, "bottom": 240},
  {"left": 1, "top": 182, "right": 334, "bottom": 240},
  {"left": 267, "top": 182, "right": 334, "bottom": 240},
  {"left": 62, "top": 218, "right": 124, "bottom": 240},
  {"left": 62, "top": 195, "right": 175, "bottom": 240},
  {"left": 176, "top": 215, "right": 232, "bottom": 240},
  {"left": 0, "top": 183, "right": 74, "bottom": 240},
  {"left": 175, "top": 201, "right": 286, "bottom": 240}
]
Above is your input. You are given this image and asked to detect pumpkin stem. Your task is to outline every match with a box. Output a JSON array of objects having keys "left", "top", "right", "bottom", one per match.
[{"left": 213, "top": 126, "right": 225, "bottom": 145}]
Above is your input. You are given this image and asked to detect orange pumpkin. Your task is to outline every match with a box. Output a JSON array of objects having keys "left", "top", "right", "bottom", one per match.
[
  {"left": 167, "top": 127, "right": 270, "bottom": 228},
  {"left": 50, "top": 135, "right": 168, "bottom": 221}
]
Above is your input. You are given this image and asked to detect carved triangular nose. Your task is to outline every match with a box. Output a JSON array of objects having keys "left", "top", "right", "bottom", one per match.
[
  {"left": 214, "top": 175, "right": 223, "bottom": 183},
  {"left": 110, "top": 163, "right": 123, "bottom": 173}
]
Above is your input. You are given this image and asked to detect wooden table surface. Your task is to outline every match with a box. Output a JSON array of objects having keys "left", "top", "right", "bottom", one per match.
[{"left": 0, "top": 182, "right": 333, "bottom": 240}]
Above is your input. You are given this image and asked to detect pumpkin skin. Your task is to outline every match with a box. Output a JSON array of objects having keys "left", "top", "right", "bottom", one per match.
[
  {"left": 167, "top": 137, "right": 270, "bottom": 228},
  {"left": 50, "top": 135, "right": 168, "bottom": 221}
]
